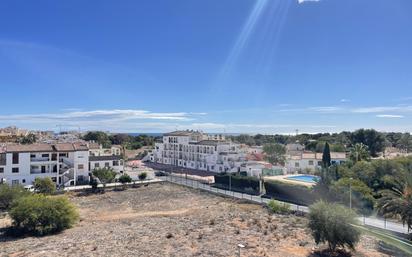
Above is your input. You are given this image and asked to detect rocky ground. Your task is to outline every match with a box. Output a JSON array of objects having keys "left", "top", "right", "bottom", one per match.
[{"left": 0, "top": 183, "right": 397, "bottom": 257}]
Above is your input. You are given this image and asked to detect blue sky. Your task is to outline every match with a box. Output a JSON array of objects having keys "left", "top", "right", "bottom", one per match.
[{"left": 1, "top": 0, "right": 412, "bottom": 134}]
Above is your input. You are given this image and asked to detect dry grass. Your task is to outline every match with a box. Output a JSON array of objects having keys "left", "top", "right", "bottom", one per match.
[{"left": 0, "top": 183, "right": 390, "bottom": 257}]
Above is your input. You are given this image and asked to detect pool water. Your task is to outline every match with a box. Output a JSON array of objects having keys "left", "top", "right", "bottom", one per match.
[{"left": 285, "top": 175, "right": 320, "bottom": 183}]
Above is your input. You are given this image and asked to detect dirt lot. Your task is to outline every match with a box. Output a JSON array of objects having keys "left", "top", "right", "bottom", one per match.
[{"left": 0, "top": 183, "right": 395, "bottom": 257}]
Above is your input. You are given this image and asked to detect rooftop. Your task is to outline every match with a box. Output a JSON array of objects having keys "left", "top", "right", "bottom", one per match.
[{"left": 4, "top": 143, "right": 89, "bottom": 153}]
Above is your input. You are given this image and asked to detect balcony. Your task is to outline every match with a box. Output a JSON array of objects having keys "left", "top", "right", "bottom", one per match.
[
  {"left": 30, "top": 157, "right": 50, "bottom": 162},
  {"left": 30, "top": 169, "right": 52, "bottom": 174}
]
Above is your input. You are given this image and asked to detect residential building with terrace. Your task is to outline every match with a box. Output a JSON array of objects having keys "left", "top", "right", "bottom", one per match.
[
  {"left": 0, "top": 142, "right": 125, "bottom": 187},
  {"left": 149, "top": 130, "right": 246, "bottom": 173}
]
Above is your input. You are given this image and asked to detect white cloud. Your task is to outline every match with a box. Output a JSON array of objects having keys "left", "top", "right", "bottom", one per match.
[
  {"left": 298, "top": 0, "right": 321, "bottom": 4},
  {"left": 376, "top": 114, "right": 404, "bottom": 119},
  {"left": 340, "top": 99, "right": 350, "bottom": 103}
]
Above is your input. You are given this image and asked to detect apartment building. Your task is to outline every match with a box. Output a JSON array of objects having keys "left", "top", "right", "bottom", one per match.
[
  {"left": 150, "top": 131, "right": 245, "bottom": 173},
  {"left": 0, "top": 143, "right": 89, "bottom": 187},
  {"left": 0, "top": 142, "right": 125, "bottom": 186}
]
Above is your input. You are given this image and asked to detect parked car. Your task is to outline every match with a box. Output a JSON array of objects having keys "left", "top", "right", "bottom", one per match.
[{"left": 24, "top": 185, "right": 35, "bottom": 192}]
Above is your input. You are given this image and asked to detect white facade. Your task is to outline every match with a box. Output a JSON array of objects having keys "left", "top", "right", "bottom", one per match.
[
  {"left": 286, "top": 152, "right": 347, "bottom": 173},
  {"left": 0, "top": 143, "right": 90, "bottom": 187},
  {"left": 89, "top": 156, "right": 124, "bottom": 173},
  {"left": 150, "top": 131, "right": 245, "bottom": 173},
  {"left": 89, "top": 143, "right": 122, "bottom": 156}
]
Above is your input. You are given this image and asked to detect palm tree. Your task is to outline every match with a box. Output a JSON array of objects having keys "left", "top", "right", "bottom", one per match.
[
  {"left": 377, "top": 172, "right": 412, "bottom": 234},
  {"left": 350, "top": 143, "right": 370, "bottom": 163}
]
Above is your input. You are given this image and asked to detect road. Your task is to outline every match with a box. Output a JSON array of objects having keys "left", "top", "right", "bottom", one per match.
[
  {"left": 161, "top": 174, "right": 410, "bottom": 235},
  {"left": 63, "top": 179, "right": 162, "bottom": 191}
]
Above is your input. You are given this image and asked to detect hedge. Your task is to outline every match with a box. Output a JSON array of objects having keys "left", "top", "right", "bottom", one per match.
[
  {"left": 214, "top": 174, "right": 260, "bottom": 195},
  {"left": 264, "top": 180, "right": 318, "bottom": 206}
]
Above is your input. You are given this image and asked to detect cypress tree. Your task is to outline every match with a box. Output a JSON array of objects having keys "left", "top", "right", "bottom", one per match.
[{"left": 322, "top": 142, "right": 331, "bottom": 167}]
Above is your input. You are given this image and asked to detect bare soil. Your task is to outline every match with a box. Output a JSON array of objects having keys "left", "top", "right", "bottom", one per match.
[{"left": 0, "top": 183, "right": 392, "bottom": 257}]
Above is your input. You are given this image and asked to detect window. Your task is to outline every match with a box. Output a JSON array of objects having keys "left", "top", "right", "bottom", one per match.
[
  {"left": 22, "top": 179, "right": 26, "bottom": 183},
  {"left": 12, "top": 180, "right": 19, "bottom": 185},
  {"left": 295, "top": 162, "right": 300, "bottom": 168},
  {"left": 30, "top": 154, "right": 36, "bottom": 158},
  {"left": 42, "top": 154, "right": 49, "bottom": 158},
  {"left": 0, "top": 167, "right": 4, "bottom": 173},
  {"left": 95, "top": 163, "right": 100, "bottom": 168},
  {"left": 41, "top": 166, "right": 46, "bottom": 173},
  {"left": 78, "top": 164, "right": 84, "bottom": 170},
  {"left": 113, "top": 160, "right": 119, "bottom": 166},
  {"left": 105, "top": 162, "right": 110, "bottom": 167},
  {"left": 317, "top": 161, "right": 322, "bottom": 166},
  {"left": 309, "top": 160, "right": 314, "bottom": 166},
  {"left": 0, "top": 154, "right": 5, "bottom": 166},
  {"left": 12, "top": 153, "right": 19, "bottom": 164},
  {"left": 51, "top": 153, "right": 57, "bottom": 161},
  {"left": 12, "top": 167, "right": 19, "bottom": 173}
]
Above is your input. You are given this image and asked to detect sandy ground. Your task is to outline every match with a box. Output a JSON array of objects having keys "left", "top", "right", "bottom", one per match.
[{"left": 0, "top": 183, "right": 394, "bottom": 257}]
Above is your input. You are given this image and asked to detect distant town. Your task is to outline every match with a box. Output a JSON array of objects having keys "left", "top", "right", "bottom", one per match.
[{"left": 1, "top": 125, "right": 411, "bottom": 187}]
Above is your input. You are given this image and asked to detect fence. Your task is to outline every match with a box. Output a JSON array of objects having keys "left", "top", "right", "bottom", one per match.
[{"left": 161, "top": 173, "right": 410, "bottom": 235}]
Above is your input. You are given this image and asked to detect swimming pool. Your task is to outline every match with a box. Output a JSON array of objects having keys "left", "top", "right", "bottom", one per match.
[{"left": 285, "top": 175, "right": 320, "bottom": 184}]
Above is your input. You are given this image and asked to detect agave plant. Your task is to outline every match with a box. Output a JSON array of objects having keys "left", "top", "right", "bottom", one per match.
[{"left": 377, "top": 171, "right": 412, "bottom": 234}]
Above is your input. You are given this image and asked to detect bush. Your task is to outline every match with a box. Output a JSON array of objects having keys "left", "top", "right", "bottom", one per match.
[
  {"left": 267, "top": 199, "right": 290, "bottom": 214},
  {"left": 308, "top": 201, "right": 360, "bottom": 253},
  {"left": 0, "top": 184, "right": 30, "bottom": 211},
  {"left": 118, "top": 174, "right": 132, "bottom": 184},
  {"left": 9, "top": 194, "right": 79, "bottom": 235},
  {"left": 138, "top": 172, "right": 147, "bottom": 181},
  {"left": 34, "top": 177, "right": 56, "bottom": 195}
]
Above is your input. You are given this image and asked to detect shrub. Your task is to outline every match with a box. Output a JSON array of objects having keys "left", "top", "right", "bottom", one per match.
[
  {"left": 308, "top": 201, "right": 360, "bottom": 253},
  {"left": 34, "top": 177, "right": 56, "bottom": 195},
  {"left": 267, "top": 199, "right": 290, "bottom": 214},
  {"left": 9, "top": 194, "right": 79, "bottom": 235},
  {"left": 118, "top": 174, "right": 132, "bottom": 184},
  {"left": 0, "top": 184, "right": 30, "bottom": 211},
  {"left": 138, "top": 172, "right": 147, "bottom": 181}
]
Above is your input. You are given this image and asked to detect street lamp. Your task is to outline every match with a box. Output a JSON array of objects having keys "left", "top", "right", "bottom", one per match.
[
  {"left": 349, "top": 177, "right": 353, "bottom": 210},
  {"left": 237, "top": 244, "right": 245, "bottom": 257}
]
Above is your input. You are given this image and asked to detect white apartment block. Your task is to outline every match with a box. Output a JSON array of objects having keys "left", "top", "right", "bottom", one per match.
[
  {"left": 0, "top": 143, "right": 89, "bottom": 187},
  {"left": 150, "top": 131, "right": 246, "bottom": 173},
  {"left": 0, "top": 142, "right": 125, "bottom": 187}
]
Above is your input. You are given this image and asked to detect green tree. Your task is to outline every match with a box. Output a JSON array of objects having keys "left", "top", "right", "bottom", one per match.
[
  {"left": 9, "top": 194, "right": 79, "bottom": 235},
  {"left": 0, "top": 184, "right": 30, "bottom": 211},
  {"left": 92, "top": 168, "right": 117, "bottom": 190},
  {"left": 33, "top": 177, "right": 56, "bottom": 195},
  {"left": 377, "top": 170, "right": 412, "bottom": 234},
  {"left": 351, "top": 129, "right": 385, "bottom": 157},
  {"left": 308, "top": 201, "right": 360, "bottom": 253},
  {"left": 322, "top": 142, "right": 331, "bottom": 168},
  {"left": 331, "top": 178, "right": 375, "bottom": 213},
  {"left": 350, "top": 143, "right": 370, "bottom": 163},
  {"left": 19, "top": 133, "right": 37, "bottom": 144},
  {"left": 83, "top": 131, "right": 112, "bottom": 148},
  {"left": 263, "top": 143, "right": 286, "bottom": 165}
]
